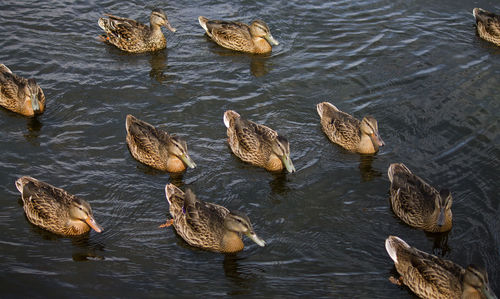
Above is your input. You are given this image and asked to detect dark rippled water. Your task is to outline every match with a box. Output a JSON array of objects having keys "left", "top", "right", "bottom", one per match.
[{"left": 1, "top": 0, "right": 499, "bottom": 297}]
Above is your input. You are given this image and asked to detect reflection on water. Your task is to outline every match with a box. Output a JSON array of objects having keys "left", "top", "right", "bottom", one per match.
[
  {"left": 204, "top": 36, "right": 270, "bottom": 77},
  {"left": 23, "top": 117, "right": 43, "bottom": 144},
  {"left": 269, "top": 172, "right": 290, "bottom": 195},
  {"left": 223, "top": 255, "right": 253, "bottom": 296},
  {"left": 426, "top": 231, "right": 451, "bottom": 257},
  {"left": 149, "top": 51, "right": 169, "bottom": 82},
  {"left": 358, "top": 155, "right": 382, "bottom": 182}
]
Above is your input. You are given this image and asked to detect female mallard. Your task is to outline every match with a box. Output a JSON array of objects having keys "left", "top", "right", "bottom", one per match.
[
  {"left": 388, "top": 163, "right": 452, "bottom": 233},
  {"left": 161, "top": 184, "right": 266, "bottom": 253},
  {"left": 15, "top": 176, "right": 103, "bottom": 236},
  {"left": 223, "top": 110, "right": 295, "bottom": 173},
  {"left": 316, "top": 102, "right": 384, "bottom": 154},
  {"left": 473, "top": 8, "right": 500, "bottom": 47},
  {"left": 198, "top": 16, "right": 279, "bottom": 54},
  {"left": 125, "top": 114, "right": 196, "bottom": 172},
  {"left": 0, "top": 64, "right": 45, "bottom": 117},
  {"left": 385, "top": 236, "right": 497, "bottom": 299},
  {"left": 98, "top": 8, "right": 176, "bottom": 53}
]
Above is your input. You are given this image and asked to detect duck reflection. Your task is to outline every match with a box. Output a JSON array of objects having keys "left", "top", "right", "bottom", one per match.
[
  {"left": 23, "top": 117, "right": 43, "bottom": 143},
  {"left": 358, "top": 155, "right": 382, "bottom": 182},
  {"left": 149, "top": 51, "right": 169, "bottom": 82},
  {"left": 223, "top": 254, "right": 254, "bottom": 295},
  {"left": 426, "top": 231, "right": 451, "bottom": 256},
  {"left": 269, "top": 172, "right": 290, "bottom": 195},
  {"left": 205, "top": 40, "right": 271, "bottom": 77}
]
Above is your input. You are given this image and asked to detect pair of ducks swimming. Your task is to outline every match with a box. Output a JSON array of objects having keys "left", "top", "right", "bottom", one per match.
[{"left": 97, "top": 9, "right": 279, "bottom": 54}]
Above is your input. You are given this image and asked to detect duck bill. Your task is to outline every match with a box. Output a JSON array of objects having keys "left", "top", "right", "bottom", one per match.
[
  {"left": 180, "top": 153, "right": 196, "bottom": 169},
  {"left": 85, "top": 216, "right": 103, "bottom": 233},
  {"left": 482, "top": 284, "right": 498, "bottom": 299},
  {"left": 30, "top": 94, "right": 41, "bottom": 114},
  {"left": 436, "top": 208, "right": 445, "bottom": 227},
  {"left": 264, "top": 33, "right": 279, "bottom": 46},
  {"left": 245, "top": 231, "right": 266, "bottom": 247},
  {"left": 281, "top": 154, "right": 296, "bottom": 173},
  {"left": 165, "top": 21, "right": 177, "bottom": 33},
  {"left": 371, "top": 132, "right": 385, "bottom": 147}
]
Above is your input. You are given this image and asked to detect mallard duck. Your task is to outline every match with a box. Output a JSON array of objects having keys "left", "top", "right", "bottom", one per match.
[
  {"left": 316, "top": 102, "right": 384, "bottom": 154},
  {"left": 198, "top": 16, "right": 279, "bottom": 54},
  {"left": 473, "top": 8, "right": 500, "bottom": 47},
  {"left": 161, "top": 184, "right": 266, "bottom": 253},
  {"left": 98, "top": 8, "right": 176, "bottom": 53},
  {"left": 0, "top": 64, "right": 45, "bottom": 117},
  {"left": 388, "top": 163, "right": 452, "bottom": 233},
  {"left": 15, "top": 176, "right": 103, "bottom": 236},
  {"left": 223, "top": 110, "right": 295, "bottom": 173},
  {"left": 385, "top": 236, "right": 497, "bottom": 299},
  {"left": 125, "top": 114, "right": 196, "bottom": 172}
]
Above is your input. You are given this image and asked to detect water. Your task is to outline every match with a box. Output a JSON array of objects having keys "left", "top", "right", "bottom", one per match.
[{"left": 1, "top": 0, "right": 499, "bottom": 297}]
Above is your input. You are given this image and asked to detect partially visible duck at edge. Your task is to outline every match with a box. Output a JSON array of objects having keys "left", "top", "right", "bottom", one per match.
[{"left": 473, "top": 8, "right": 500, "bottom": 47}]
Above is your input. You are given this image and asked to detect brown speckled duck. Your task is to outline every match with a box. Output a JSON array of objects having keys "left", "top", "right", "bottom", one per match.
[
  {"left": 473, "top": 8, "right": 500, "bottom": 47},
  {"left": 125, "top": 114, "right": 196, "bottom": 173},
  {"left": 15, "top": 176, "right": 103, "bottom": 236},
  {"left": 223, "top": 110, "right": 295, "bottom": 173},
  {"left": 388, "top": 163, "right": 452, "bottom": 233},
  {"left": 385, "top": 236, "right": 497, "bottom": 299},
  {"left": 0, "top": 64, "right": 45, "bottom": 117},
  {"left": 198, "top": 16, "right": 279, "bottom": 54},
  {"left": 316, "top": 102, "right": 384, "bottom": 154},
  {"left": 98, "top": 8, "right": 176, "bottom": 53},
  {"left": 161, "top": 184, "right": 266, "bottom": 253}
]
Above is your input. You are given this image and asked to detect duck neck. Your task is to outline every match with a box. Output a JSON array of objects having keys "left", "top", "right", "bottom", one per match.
[
  {"left": 266, "top": 155, "right": 284, "bottom": 172},
  {"left": 358, "top": 133, "right": 377, "bottom": 154},
  {"left": 64, "top": 218, "right": 90, "bottom": 235},
  {"left": 221, "top": 231, "right": 244, "bottom": 253},
  {"left": 166, "top": 154, "right": 186, "bottom": 172},
  {"left": 252, "top": 37, "right": 272, "bottom": 54}
]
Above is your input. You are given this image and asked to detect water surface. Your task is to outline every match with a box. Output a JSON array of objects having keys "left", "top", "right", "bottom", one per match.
[{"left": 1, "top": 0, "right": 499, "bottom": 297}]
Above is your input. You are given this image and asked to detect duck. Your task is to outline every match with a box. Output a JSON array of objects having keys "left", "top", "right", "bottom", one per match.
[
  {"left": 161, "top": 184, "right": 266, "bottom": 253},
  {"left": 385, "top": 236, "right": 497, "bottom": 299},
  {"left": 198, "top": 16, "right": 279, "bottom": 54},
  {"left": 473, "top": 8, "right": 500, "bottom": 47},
  {"left": 316, "top": 102, "right": 384, "bottom": 154},
  {"left": 125, "top": 114, "right": 196, "bottom": 172},
  {"left": 223, "top": 110, "right": 295, "bottom": 173},
  {"left": 98, "top": 8, "right": 176, "bottom": 53},
  {"left": 388, "top": 163, "right": 452, "bottom": 233},
  {"left": 0, "top": 64, "right": 45, "bottom": 117},
  {"left": 15, "top": 176, "right": 103, "bottom": 236}
]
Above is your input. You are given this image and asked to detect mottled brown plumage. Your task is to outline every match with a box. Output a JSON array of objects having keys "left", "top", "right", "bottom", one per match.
[
  {"left": 316, "top": 102, "right": 384, "bottom": 154},
  {"left": 163, "top": 184, "right": 266, "bottom": 253},
  {"left": 386, "top": 236, "right": 497, "bottom": 299},
  {"left": 223, "top": 110, "right": 295, "bottom": 173},
  {"left": 0, "top": 64, "right": 45, "bottom": 117},
  {"left": 125, "top": 114, "right": 196, "bottom": 173},
  {"left": 473, "top": 8, "right": 500, "bottom": 47},
  {"left": 198, "top": 16, "right": 279, "bottom": 54},
  {"left": 98, "top": 8, "right": 176, "bottom": 53},
  {"left": 15, "top": 176, "right": 102, "bottom": 236},
  {"left": 388, "top": 163, "right": 452, "bottom": 233}
]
